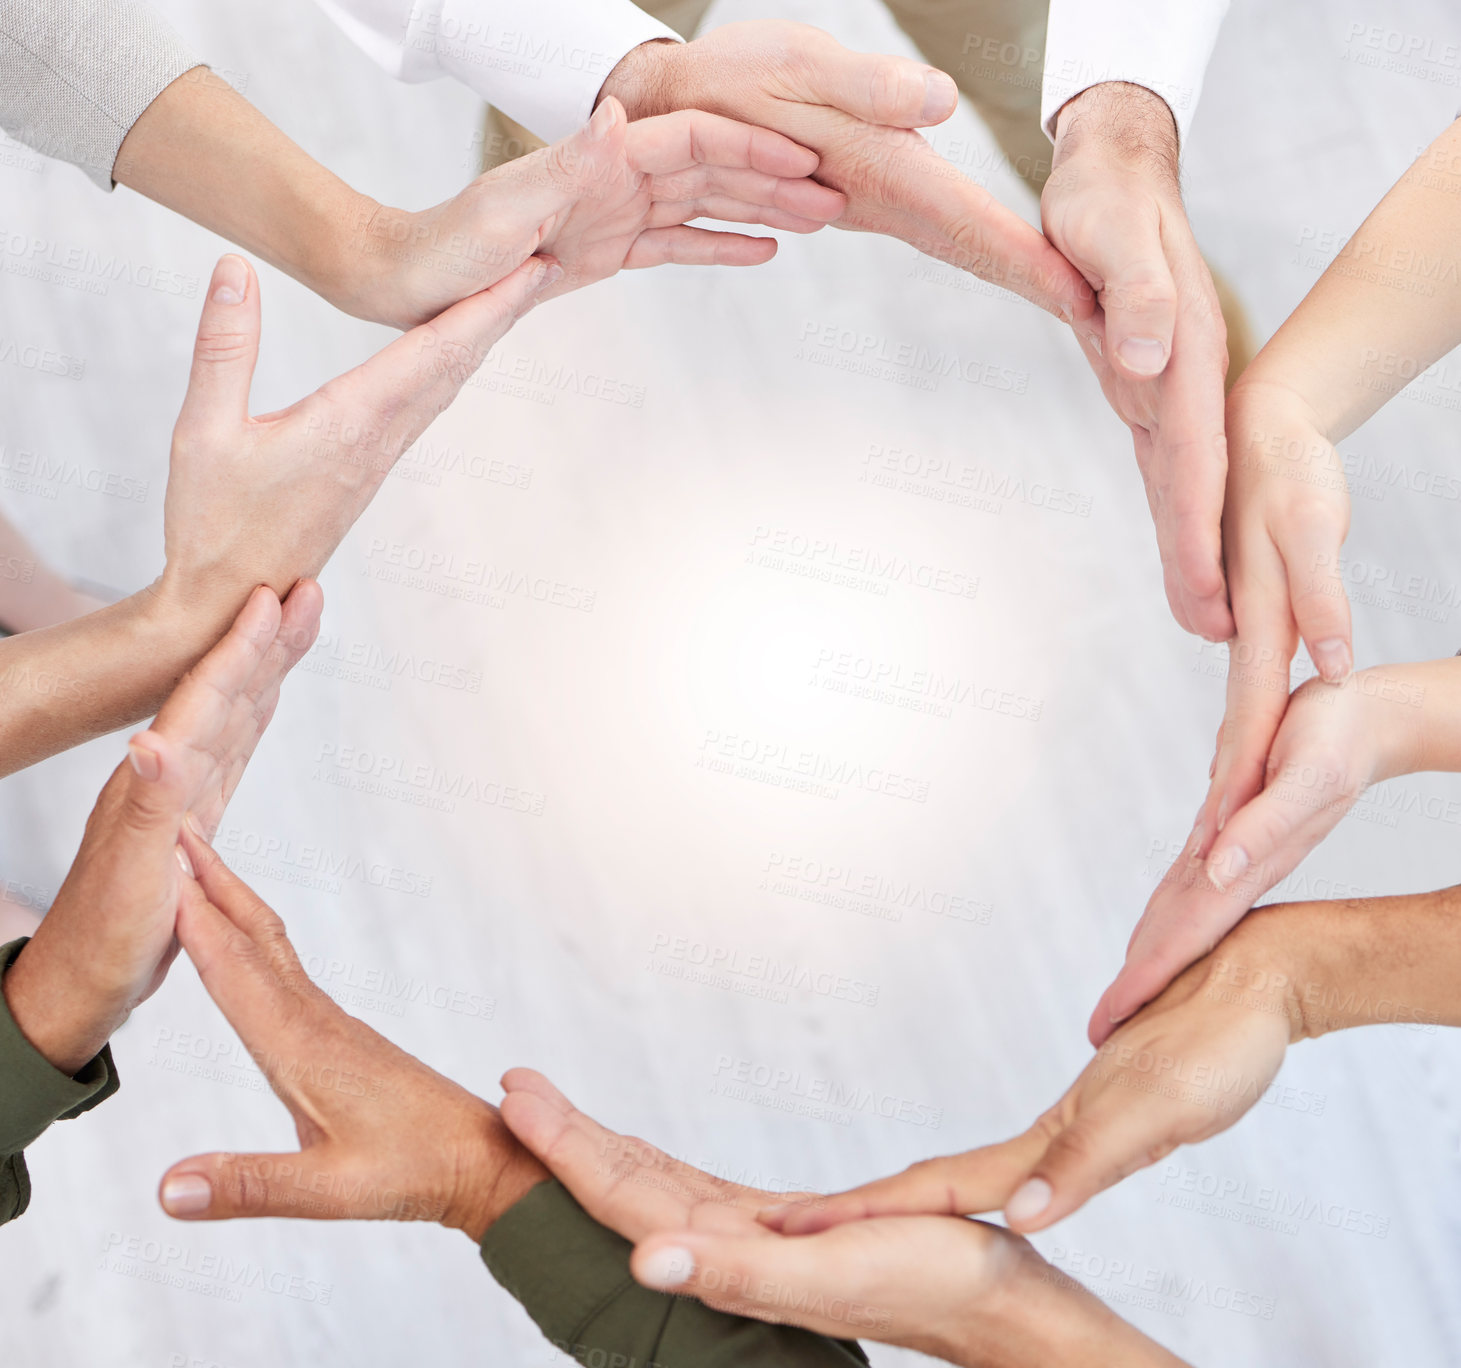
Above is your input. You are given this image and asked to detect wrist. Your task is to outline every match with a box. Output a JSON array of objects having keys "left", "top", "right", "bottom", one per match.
[
  {"left": 1353, "top": 663, "right": 1430, "bottom": 781},
  {"left": 1051, "top": 81, "right": 1179, "bottom": 190},
  {"left": 598, "top": 38, "right": 687, "bottom": 121},
  {"left": 2, "top": 938, "right": 115, "bottom": 1077},
  {"left": 441, "top": 1103, "right": 550, "bottom": 1243}
]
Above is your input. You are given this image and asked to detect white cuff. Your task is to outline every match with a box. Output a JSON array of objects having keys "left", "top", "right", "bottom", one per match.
[
  {"left": 1041, "top": 0, "right": 1228, "bottom": 149},
  {"left": 314, "top": 0, "right": 681, "bottom": 144}
]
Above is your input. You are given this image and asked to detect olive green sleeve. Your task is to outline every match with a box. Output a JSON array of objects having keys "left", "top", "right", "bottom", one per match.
[
  {"left": 479, "top": 1178, "right": 870, "bottom": 1366},
  {"left": 0, "top": 938, "right": 120, "bottom": 1225}
]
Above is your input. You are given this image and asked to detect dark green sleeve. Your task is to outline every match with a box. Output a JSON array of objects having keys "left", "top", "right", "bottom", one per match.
[
  {"left": 480, "top": 1179, "right": 870, "bottom": 1366},
  {"left": 0, "top": 938, "right": 120, "bottom": 1225}
]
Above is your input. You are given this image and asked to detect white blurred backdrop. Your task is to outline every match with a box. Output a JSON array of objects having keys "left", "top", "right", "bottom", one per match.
[{"left": 2, "top": 0, "right": 1460, "bottom": 1364}]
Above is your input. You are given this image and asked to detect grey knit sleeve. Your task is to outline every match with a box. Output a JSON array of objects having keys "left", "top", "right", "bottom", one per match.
[{"left": 0, "top": 0, "right": 200, "bottom": 190}]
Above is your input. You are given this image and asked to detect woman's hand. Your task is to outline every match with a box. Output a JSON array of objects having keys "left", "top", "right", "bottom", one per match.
[
  {"left": 765, "top": 903, "right": 1311, "bottom": 1240},
  {"left": 153, "top": 249, "right": 553, "bottom": 634},
  {"left": 1091, "top": 661, "right": 1427, "bottom": 1039},
  {"left": 158, "top": 835, "right": 546, "bottom": 1234},
  {"left": 500, "top": 1072, "right": 1186, "bottom": 1367},
  {"left": 345, "top": 98, "right": 846, "bottom": 329},
  {"left": 1, "top": 582, "right": 321, "bottom": 1075}
]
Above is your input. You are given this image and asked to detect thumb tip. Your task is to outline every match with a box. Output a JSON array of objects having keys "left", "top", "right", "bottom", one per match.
[{"left": 160, "top": 1170, "right": 213, "bottom": 1218}]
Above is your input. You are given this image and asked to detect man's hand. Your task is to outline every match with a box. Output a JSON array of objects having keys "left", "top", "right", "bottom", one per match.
[
  {"left": 348, "top": 97, "right": 847, "bottom": 328},
  {"left": 1, "top": 583, "right": 321, "bottom": 1076},
  {"left": 1091, "top": 661, "right": 1424, "bottom": 1042},
  {"left": 766, "top": 904, "right": 1311, "bottom": 1240},
  {"left": 1044, "top": 82, "right": 1232, "bottom": 640},
  {"left": 500, "top": 1071, "right": 1186, "bottom": 1368},
  {"left": 154, "top": 250, "right": 552, "bottom": 633},
  {"left": 600, "top": 23, "right": 1094, "bottom": 320},
  {"left": 158, "top": 836, "right": 546, "bottom": 1235}
]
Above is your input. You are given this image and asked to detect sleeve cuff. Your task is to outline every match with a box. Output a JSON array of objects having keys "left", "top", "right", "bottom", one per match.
[
  {"left": 1040, "top": 0, "right": 1229, "bottom": 148},
  {"left": 0, "top": 1, "right": 202, "bottom": 189},
  {"left": 480, "top": 1178, "right": 870, "bottom": 1364},
  {"left": 0, "top": 938, "right": 119, "bottom": 1155},
  {"left": 432, "top": 0, "right": 682, "bottom": 143}
]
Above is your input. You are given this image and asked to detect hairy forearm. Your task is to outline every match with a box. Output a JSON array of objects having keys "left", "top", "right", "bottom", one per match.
[
  {"left": 1241, "top": 120, "right": 1461, "bottom": 440},
  {"left": 0, "top": 589, "right": 215, "bottom": 778},
  {"left": 112, "top": 68, "right": 375, "bottom": 314},
  {"left": 1231, "top": 891, "right": 1461, "bottom": 1040}
]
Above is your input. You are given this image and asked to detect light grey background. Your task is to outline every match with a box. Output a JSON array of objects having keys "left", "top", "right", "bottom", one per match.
[{"left": 1, "top": 0, "right": 1459, "bottom": 1364}]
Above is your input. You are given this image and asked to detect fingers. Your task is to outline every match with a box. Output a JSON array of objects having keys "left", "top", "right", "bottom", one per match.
[
  {"left": 796, "top": 39, "right": 959, "bottom": 130},
  {"left": 623, "top": 227, "right": 779, "bottom": 269},
  {"left": 626, "top": 107, "right": 827, "bottom": 180},
  {"left": 647, "top": 164, "right": 846, "bottom": 226},
  {"left": 175, "top": 256, "right": 262, "bottom": 441},
  {"left": 179, "top": 826, "right": 292, "bottom": 953},
  {"left": 1278, "top": 522, "right": 1353, "bottom": 685},
  {"left": 159, "top": 1150, "right": 310, "bottom": 1221},
  {"left": 767, "top": 1132, "right": 1044, "bottom": 1236},
  {"left": 317, "top": 256, "right": 557, "bottom": 462},
  {"left": 500, "top": 1071, "right": 715, "bottom": 1240}
]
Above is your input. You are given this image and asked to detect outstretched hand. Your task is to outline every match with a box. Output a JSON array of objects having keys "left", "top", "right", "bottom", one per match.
[{"left": 1, "top": 582, "right": 321, "bottom": 1075}]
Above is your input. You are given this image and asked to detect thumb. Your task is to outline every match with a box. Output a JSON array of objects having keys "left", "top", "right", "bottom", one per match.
[
  {"left": 159, "top": 1151, "right": 315, "bottom": 1221},
  {"left": 176, "top": 255, "right": 261, "bottom": 439},
  {"left": 115, "top": 728, "right": 196, "bottom": 835},
  {"left": 1003, "top": 1107, "right": 1167, "bottom": 1232},
  {"left": 1064, "top": 206, "right": 1177, "bottom": 380},
  {"left": 803, "top": 40, "right": 959, "bottom": 128}
]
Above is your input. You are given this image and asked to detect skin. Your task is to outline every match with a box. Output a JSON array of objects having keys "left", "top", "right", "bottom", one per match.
[
  {"left": 0, "top": 248, "right": 548, "bottom": 779},
  {"left": 114, "top": 69, "right": 844, "bottom": 329},
  {"left": 603, "top": 36, "right": 1234, "bottom": 641},
  {"left": 497, "top": 1071, "right": 1186, "bottom": 1368},
  {"left": 766, "top": 884, "right": 1461, "bottom": 1239},
  {"left": 598, "top": 23, "right": 1094, "bottom": 321},
  {"left": 156, "top": 834, "right": 547, "bottom": 1237},
  {"left": 1202, "top": 118, "right": 1461, "bottom": 905},
  {"left": 2, "top": 583, "right": 321, "bottom": 1075},
  {"left": 1091, "top": 656, "right": 1453, "bottom": 1040}
]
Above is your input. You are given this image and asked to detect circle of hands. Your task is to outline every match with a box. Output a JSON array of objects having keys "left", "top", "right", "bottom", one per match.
[{"left": 8, "top": 16, "right": 1393, "bottom": 1368}]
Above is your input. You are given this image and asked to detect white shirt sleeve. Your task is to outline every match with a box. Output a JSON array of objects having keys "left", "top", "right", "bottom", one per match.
[
  {"left": 313, "top": 0, "right": 682, "bottom": 142},
  {"left": 1040, "top": 0, "right": 1229, "bottom": 148}
]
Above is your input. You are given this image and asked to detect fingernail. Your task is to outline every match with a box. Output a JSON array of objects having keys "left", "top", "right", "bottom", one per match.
[
  {"left": 1209, "top": 752, "right": 1217, "bottom": 780},
  {"left": 211, "top": 255, "right": 248, "bottom": 306},
  {"left": 640, "top": 1245, "right": 695, "bottom": 1290},
  {"left": 184, "top": 812, "right": 210, "bottom": 843},
  {"left": 1005, "top": 1177, "right": 1053, "bottom": 1225},
  {"left": 1207, "top": 845, "right": 1250, "bottom": 892},
  {"left": 161, "top": 1173, "right": 212, "bottom": 1216},
  {"left": 921, "top": 70, "right": 958, "bottom": 124},
  {"left": 175, "top": 845, "right": 195, "bottom": 879},
  {"left": 542, "top": 262, "right": 564, "bottom": 289},
  {"left": 1116, "top": 336, "right": 1167, "bottom": 376},
  {"left": 1083, "top": 331, "right": 1103, "bottom": 357},
  {"left": 587, "top": 100, "right": 615, "bottom": 141},
  {"left": 1311, "top": 638, "right": 1353, "bottom": 684},
  {"left": 1215, "top": 795, "right": 1230, "bottom": 833},
  {"left": 127, "top": 742, "right": 161, "bottom": 783}
]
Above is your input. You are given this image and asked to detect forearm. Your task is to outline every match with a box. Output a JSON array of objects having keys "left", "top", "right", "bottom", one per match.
[
  {"left": 1241, "top": 120, "right": 1461, "bottom": 440},
  {"left": 1235, "top": 891, "right": 1461, "bottom": 1039},
  {"left": 0, "top": 587, "right": 216, "bottom": 778},
  {"left": 113, "top": 68, "right": 376, "bottom": 316}
]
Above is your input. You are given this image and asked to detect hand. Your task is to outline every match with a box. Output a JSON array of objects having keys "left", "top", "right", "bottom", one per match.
[
  {"left": 602, "top": 24, "right": 1093, "bottom": 320},
  {"left": 158, "top": 834, "right": 546, "bottom": 1234},
  {"left": 347, "top": 97, "right": 846, "bottom": 328},
  {"left": 0, "top": 583, "right": 321, "bottom": 1076},
  {"left": 152, "top": 249, "right": 553, "bottom": 634},
  {"left": 1043, "top": 83, "right": 1232, "bottom": 640},
  {"left": 500, "top": 1071, "right": 1184, "bottom": 1368},
  {"left": 1199, "top": 377, "right": 1355, "bottom": 859},
  {"left": 767, "top": 905, "right": 1308, "bottom": 1243}
]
